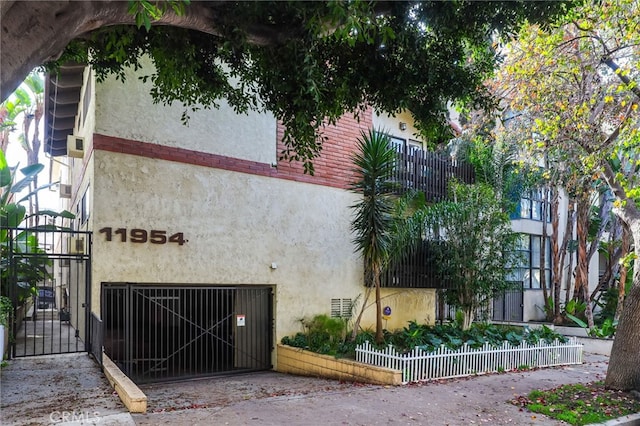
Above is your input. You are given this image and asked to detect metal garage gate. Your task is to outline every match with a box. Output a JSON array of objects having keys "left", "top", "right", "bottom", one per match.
[{"left": 101, "top": 284, "right": 273, "bottom": 383}]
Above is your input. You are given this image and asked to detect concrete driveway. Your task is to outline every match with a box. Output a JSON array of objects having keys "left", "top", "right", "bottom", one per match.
[{"left": 1, "top": 352, "right": 612, "bottom": 425}]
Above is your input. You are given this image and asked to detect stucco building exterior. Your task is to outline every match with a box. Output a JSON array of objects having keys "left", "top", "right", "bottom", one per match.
[
  {"left": 43, "top": 60, "right": 605, "bottom": 383},
  {"left": 45, "top": 61, "right": 442, "bottom": 382}
]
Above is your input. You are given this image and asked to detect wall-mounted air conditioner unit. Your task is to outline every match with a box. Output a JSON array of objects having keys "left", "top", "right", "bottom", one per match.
[
  {"left": 59, "top": 184, "right": 72, "bottom": 199},
  {"left": 69, "top": 237, "right": 84, "bottom": 254},
  {"left": 67, "top": 135, "right": 85, "bottom": 158}
]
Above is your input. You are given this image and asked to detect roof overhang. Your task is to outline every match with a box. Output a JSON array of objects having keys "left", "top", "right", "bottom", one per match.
[{"left": 44, "top": 62, "right": 85, "bottom": 157}]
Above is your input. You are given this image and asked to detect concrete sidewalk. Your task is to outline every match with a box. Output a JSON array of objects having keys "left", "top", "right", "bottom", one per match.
[
  {"left": 134, "top": 353, "right": 611, "bottom": 426},
  {"left": 0, "top": 353, "right": 133, "bottom": 425},
  {"left": 0, "top": 352, "right": 616, "bottom": 425}
]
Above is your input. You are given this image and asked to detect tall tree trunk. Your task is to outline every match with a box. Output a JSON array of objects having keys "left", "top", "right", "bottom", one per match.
[
  {"left": 590, "top": 218, "right": 624, "bottom": 301},
  {"left": 602, "top": 159, "right": 640, "bottom": 391},
  {"left": 563, "top": 201, "right": 576, "bottom": 312},
  {"left": 574, "top": 196, "right": 595, "bottom": 328},
  {"left": 374, "top": 266, "right": 383, "bottom": 344},
  {"left": 540, "top": 186, "right": 550, "bottom": 321},
  {"left": 349, "top": 285, "right": 372, "bottom": 341},
  {"left": 550, "top": 188, "right": 563, "bottom": 323},
  {"left": 462, "top": 306, "right": 474, "bottom": 331},
  {"left": 614, "top": 224, "right": 630, "bottom": 322},
  {"left": 605, "top": 220, "right": 640, "bottom": 390}
]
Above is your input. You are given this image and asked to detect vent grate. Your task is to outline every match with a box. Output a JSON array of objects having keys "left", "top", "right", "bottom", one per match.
[{"left": 330, "top": 298, "right": 352, "bottom": 318}]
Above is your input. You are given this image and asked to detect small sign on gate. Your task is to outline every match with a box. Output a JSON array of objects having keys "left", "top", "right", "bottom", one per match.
[{"left": 236, "top": 314, "right": 246, "bottom": 327}]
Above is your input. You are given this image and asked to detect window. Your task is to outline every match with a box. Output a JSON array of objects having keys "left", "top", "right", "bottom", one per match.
[
  {"left": 389, "top": 136, "right": 422, "bottom": 153},
  {"left": 508, "top": 234, "right": 551, "bottom": 289},
  {"left": 517, "top": 188, "right": 550, "bottom": 222},
  {"left": 80, "top": 186, "right": 90, "bottom": 224}
]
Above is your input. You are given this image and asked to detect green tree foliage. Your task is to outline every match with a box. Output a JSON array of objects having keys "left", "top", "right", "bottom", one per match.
[
  {"left": 417, "top": 181, "right": 520, "bottom": 330},
  {"left": 0, "top": 151, "right": 75, "bottom": 305},
  {"left": 0, "top": 71, "right": 46, "bottom": 223},
  {"left": 45, "top": 1, "right": 571, "bottom": 173},
  {"left": 494, "top": 0, "right": 640, "bottom": 390}
]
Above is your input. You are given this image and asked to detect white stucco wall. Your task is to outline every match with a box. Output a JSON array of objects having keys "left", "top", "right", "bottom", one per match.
[
  {"left": 372, "top": 110, "right": 423, "bottom": 146},
  {"left": 94, "top": 57, "right": 277, "bottom": 165},
  {"left": 360, "top": 288, "right": 436, "bottom": 330},
  {"left": 90, "top": 150, "right": 365, "bottom": 339}
]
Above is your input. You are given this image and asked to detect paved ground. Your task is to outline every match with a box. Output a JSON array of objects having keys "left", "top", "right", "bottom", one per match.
[
  {"left": 0, "top": 353, "right": 129, "bottom": 426},
  {"left": 13, "top": 315, "right": 84, "bottom": 357},
  {"left": 0, "top": 352, "right": 613, "bottom": 425}
]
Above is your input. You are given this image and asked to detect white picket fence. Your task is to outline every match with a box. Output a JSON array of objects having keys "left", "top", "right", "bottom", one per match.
[{"left": 356, "top": 338, "right": 583, "bottom": 384}]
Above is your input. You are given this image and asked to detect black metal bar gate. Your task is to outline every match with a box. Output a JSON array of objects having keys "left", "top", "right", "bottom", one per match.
[
  {"left": 102, "top": 284, "right": 273, "bottom": 384},
  {"left": 3, "top": 227, "right": 92, "bottom": 358},
  {"left": 492, "top": 289, "right": 524, "bottom": 322}
]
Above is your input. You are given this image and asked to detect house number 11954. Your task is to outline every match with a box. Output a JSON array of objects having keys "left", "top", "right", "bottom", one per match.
[{"left": 98, "top": 227, "right": 187, "bottom": 245}]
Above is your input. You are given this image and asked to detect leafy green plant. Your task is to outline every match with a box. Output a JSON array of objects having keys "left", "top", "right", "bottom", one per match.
[
  {"left": 0, "top": 296, "right": 11, "bottom": 327},
  {"left": 0, "top": 150, "right": 75, "bottom": 306},
  {"left": 564, "top": 299, "right": 587, "bottom": 318},
  {"left": 566, "top": 313, "right": 616, "bottom": 338},
  {"left": 281, "top": 321, "right": 569, "bottom": 357},
  {"left": 589, "top": 318, "right": 617, "bottom": 338},
  {"left": 281, "top": 314, "right": 352, "bottom": 356},
  {"left": 529, "top": 324, "right": 568, "bottom": 344},
  {"left": 418, "top": 181, "right": 521, "bottom": 330},
  {"left": 301, "top": 314, "right": 347, "bottom": 344}
]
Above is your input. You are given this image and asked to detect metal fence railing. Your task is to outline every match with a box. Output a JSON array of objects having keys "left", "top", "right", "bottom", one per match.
[
  {"left": 3, "top": 226, "right": 92, "bottom": 358},
  {"left": 90, "top": 312, "right": 103, "bottom": 365}
]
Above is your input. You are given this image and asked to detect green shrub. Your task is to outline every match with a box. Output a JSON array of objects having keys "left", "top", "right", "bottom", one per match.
[
  {"left": 280, "top": 319, "right": 569, "bottom": 358},
  {"left": 0, "top": 296, "right": 11, "bottom": 327}
]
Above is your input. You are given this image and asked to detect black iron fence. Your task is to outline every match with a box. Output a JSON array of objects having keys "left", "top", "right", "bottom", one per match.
[
  {"left": 435, "top": 286, "right": 524, "bottom": 324},
  {"left": 382, "top": 240, "right": 453, "bottom": 289},
  {"left": 2, "top": 226, "right": 91, "bottom": 358},
  {"left": 492, "top": 288, "right": 524, "bottom": 322},
  {"left": 90, "top": 312, "right": 103, "bottom": 365},
  {"left": 435, "top": 291, "right": 492, "bottom": 324},
  {"left": 102, "top": 284, "right": 273, "bottom": 384}
]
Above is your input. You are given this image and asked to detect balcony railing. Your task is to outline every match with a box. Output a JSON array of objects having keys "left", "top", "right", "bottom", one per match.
[
  {"left": 381, "top": 145, "right": 475, "bottom": 289},
  {"left": 390, "top": 144, "right": 474, "bottom": 201}
]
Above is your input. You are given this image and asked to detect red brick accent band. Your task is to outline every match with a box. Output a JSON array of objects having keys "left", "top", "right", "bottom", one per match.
[{"left": 93, "top": 109, "right": 372, "bottom": 190}]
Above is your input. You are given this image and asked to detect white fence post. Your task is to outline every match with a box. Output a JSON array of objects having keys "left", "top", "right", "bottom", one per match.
[{"left": 354, "top": 337, "right": 583, "bottom": 384}]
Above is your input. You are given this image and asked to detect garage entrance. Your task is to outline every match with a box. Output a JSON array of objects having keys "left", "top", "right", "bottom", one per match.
[{"left": 101, "top": 284, "right": 273, "bottom": 383}]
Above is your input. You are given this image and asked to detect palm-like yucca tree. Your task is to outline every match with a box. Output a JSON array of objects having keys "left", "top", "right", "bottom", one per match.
[{"left": 350, "top": 128, "right": 397, "bottom": 344}]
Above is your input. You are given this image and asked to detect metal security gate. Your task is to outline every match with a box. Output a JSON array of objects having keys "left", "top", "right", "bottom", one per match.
[
  {"left": 492, "top": 288, "right": 524, "bottom": 322},
  {"left": 102, "top": 284, "right": 273, "bottom": 383},
  {"left": 3, "top": 227, "right": 92, "bottom": 358}
]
